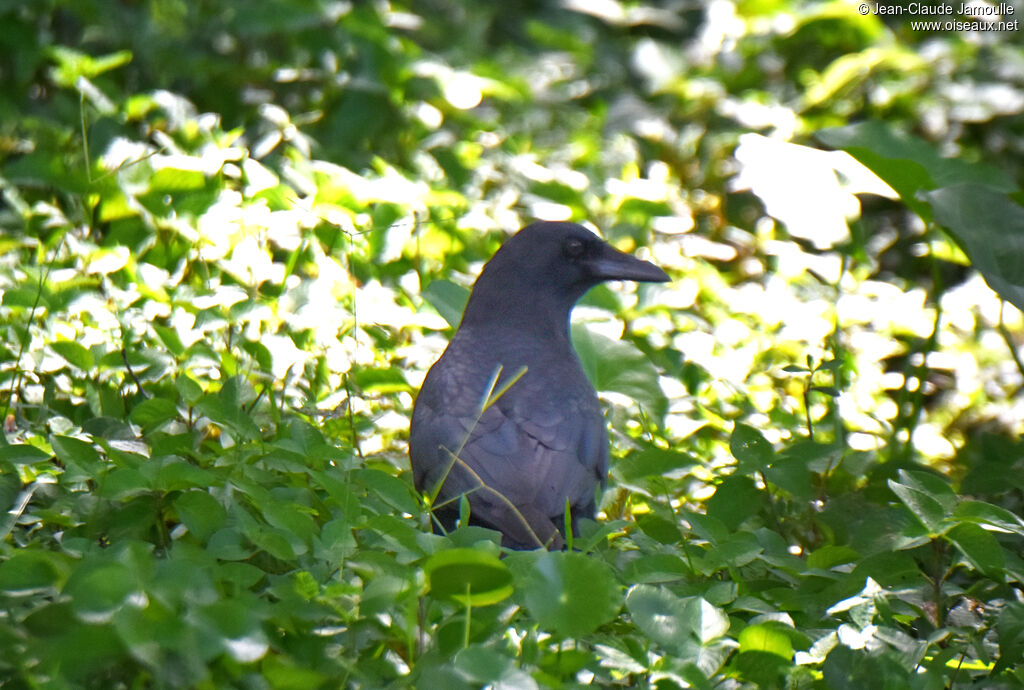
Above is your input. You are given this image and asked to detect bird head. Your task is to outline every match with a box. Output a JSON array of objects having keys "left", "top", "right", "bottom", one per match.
[{"left": 460, "top": 221, "right": 669, "bottom": 332}]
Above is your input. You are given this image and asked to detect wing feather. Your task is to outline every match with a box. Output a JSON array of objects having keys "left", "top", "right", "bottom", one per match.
[{"left": 409, "top": 347, "right": 607, "bottom": 544}]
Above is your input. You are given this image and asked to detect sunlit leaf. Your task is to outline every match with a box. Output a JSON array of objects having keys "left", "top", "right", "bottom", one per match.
[
  {"left": 47, "top": 46, "right": 132, "bottom": 87},
  {"left": 738, "top": 623, "right": 794, "bottom": 659},
  {"left": 425, "top": 548, "right": 513, "bottom": 606}
]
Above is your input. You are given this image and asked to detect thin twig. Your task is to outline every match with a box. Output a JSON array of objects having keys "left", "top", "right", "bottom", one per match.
[
  {"left": 2, "top": 237, "right": 66, "bottom": 422},
  {"left": 121, "top": 348, "right": 150, "bottom": 399},
  {"left": 342, "top": 373, "right": 362, "bottom": 458},
  {"left": 434, "top": 446, "right": 550, "bottom": 549},
  {"left": 997, "top": 301, "right": 1024, "bottom": 398}
]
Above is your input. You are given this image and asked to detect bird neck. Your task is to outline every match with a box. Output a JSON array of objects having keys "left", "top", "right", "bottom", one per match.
[{"left": 459, "top": 290, "right": 576, "bottom": 344}]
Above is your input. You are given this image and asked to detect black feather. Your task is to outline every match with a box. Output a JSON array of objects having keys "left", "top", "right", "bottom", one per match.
[{"left": 409, "top": 221, "right": 669, "bottom": 549}]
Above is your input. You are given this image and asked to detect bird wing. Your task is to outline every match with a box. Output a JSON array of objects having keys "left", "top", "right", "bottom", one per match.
[{"left": 410, "top": 354, "right": 608, "bottom": 546}]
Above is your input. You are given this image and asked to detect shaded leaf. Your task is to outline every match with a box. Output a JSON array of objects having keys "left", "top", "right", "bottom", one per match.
[
  {"left": 946, "top": 522, "right": 1005, "bottom": 581},
  {"left": 730, "top": 424, "right": 773, "bottom": 474},
  {"left": 422, "top": 279, "right": 469, "bottom": 328},
  {"left": 513, "top": 551, "right": 620, "bottom": 638},
  {"left": 926, "top": 184, "right": 1024, "bottom": 314},
  {"left": 572, "top": 324, "right": 667, "bottom": 420}
]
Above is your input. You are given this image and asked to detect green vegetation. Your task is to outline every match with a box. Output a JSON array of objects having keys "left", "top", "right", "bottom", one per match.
[{"left": 1, "top": 1, "right": 1023, "bottom": 687}]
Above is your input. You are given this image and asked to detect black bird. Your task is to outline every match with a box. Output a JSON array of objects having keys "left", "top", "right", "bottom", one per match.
[{"left": 409, "top": 221, "right": 669, "bottom": 549}]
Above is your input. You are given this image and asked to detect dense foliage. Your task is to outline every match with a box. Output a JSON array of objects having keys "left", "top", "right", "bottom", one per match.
[{"left": 1, "top": 0, "right": 1023, "bottom": 687}]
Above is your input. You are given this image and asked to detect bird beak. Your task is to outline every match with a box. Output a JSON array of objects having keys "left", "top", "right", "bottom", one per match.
[{"left": 588, "top": 245, "right": 670, "bottom": 283}]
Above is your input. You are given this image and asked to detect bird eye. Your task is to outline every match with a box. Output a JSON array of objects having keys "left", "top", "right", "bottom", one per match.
[{"left": 563, "top": 237, "right": 586, "bottom": 260}]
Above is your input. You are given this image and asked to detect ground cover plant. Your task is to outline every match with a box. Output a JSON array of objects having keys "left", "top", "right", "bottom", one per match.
[{"left": 1, "top": 1, "right": 1023, "bottom": 687}]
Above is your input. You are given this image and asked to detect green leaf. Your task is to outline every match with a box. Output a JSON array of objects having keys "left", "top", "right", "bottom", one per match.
[
  {"left": 512, "top": 551, "right": 621, "bottom": 638},
  {"left": 129, "top": 397, "right": 179, "bottom": 433},
  {"left": 807, "top": 545, "right": 860, "bottom": 570},
  {"left": 425, "top": 548, "right": 513, "bottom": 606},
  {"left": 896, "top": 470, "right": 958, "bottom": 509},
  {"left": 706, "top": 475, "right": 762, "bottom": 531},
  {"left": 708, "top": 531, "right": 764, "bottom": 570},
  {"left": 195, "top": 391, "right": 261, "bottom": 442},
  {"left": 153, "top": 325, "right": 185, "bottom": 357},
  {"left": 453, "top": 644, "right": 515, "bottom": 684},
  {"left": 887, "top": 470, "right": 956, "bottom": 534},
  {"left": 174, "top": 491, "right": 227, "bottom": 542},
  {"left": 611, "top": 446, "right": 696, "bottom": 486},
  {"left": 422, "top": 279, "right": 469, "bottom": 328},
  {"left": 47, "top": 46, "right": 133, "bottom": 87},
  {"left": 763, "top": 453, "right": 816, "bottom": 502},
  {"left": 149, "top": 166, "right": 207, "bottom": 192},
  {"left": 249, "top": 528, "right": 297, "bottom": 560},
  {"left": 635, "top": 513, "right": 683, "bottom": 544},
  {"left": 0, "top": 550, "right": 68, "bottom": 594},
  {"left": 50, "top": 435, "right": 102, "bottom": 475},
  {"left": 199, "top": 599, "right": 269, "bottom": 663},
  {"left": 353, "top": 366, "right": 413, "bottom": 394},
  {"left": 994, "top": 602, "right": 1024, "bottom": 675},
  {"left": 98, "top": 467, "right": 150, "bottom": 498},
  {"left": 954, "top": 500, "right": 1024, "bottom": 538},
  {"left": 572, "top": 324, "right": 667, "bottom": 420},
  {"left": 260, "top": 499, "right": 317, "bottom": 547},
  {"left": 315, "top": 518, "right": 357, "bottom": 565},
  {"left": 732, "top": 650, "right": 792, "bottom": 687},
  {"left": 683, "top": 510, "right": 730, "bottom": 544},
  {"left": 730, "top": 424, "right": 774, "bottom": 474},
  {"left": 626, "top": 585, "right": 730, "bottom": 651},
  {"left": 0, "top": 444, "right": 51, "bottom": 465},
  {"left": 64, "top": 561, "right": 135, "bottom": 623},
  {"left": 2, "top": 287, "right": 50, "bottom": 310},
  {"left": 625, "top": 585, "right": 695, "bottom": 653},
  {"left": 622, "top": 553, "right": 691, "bottom": 584},
  {"left": 154, "top": 458, "right": 215, "bottom": 491},
  {"left": 208, "top": 529, "right": 254, "bottom": 561},
  {"left": 817, "top": 122, "right": 1014, "bottom": 219},
  {"left": 262, "top": 655, "right": 330, "bottom": 690},
  {"left": 926, "top": 184, "right": 1024, "bottom": 314},
  {"left": 175, "top": 374, "right": 204, "bottom": 405},
  {"left": 356, "top": 468, "right": 421, "bottom": 514},
  {"left": 50, "top": 340, "right": 95, "bottom": 370},
  {"left": 946, "top": 522, "right": 1005, "bottom": 580},
  {"left": 738, "top": 623, "right": 794, "bottom": 659}
]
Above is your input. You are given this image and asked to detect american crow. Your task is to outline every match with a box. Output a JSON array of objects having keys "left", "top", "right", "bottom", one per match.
[{"left": 410, "top": 221, "right": 669, "bottom": 549}]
